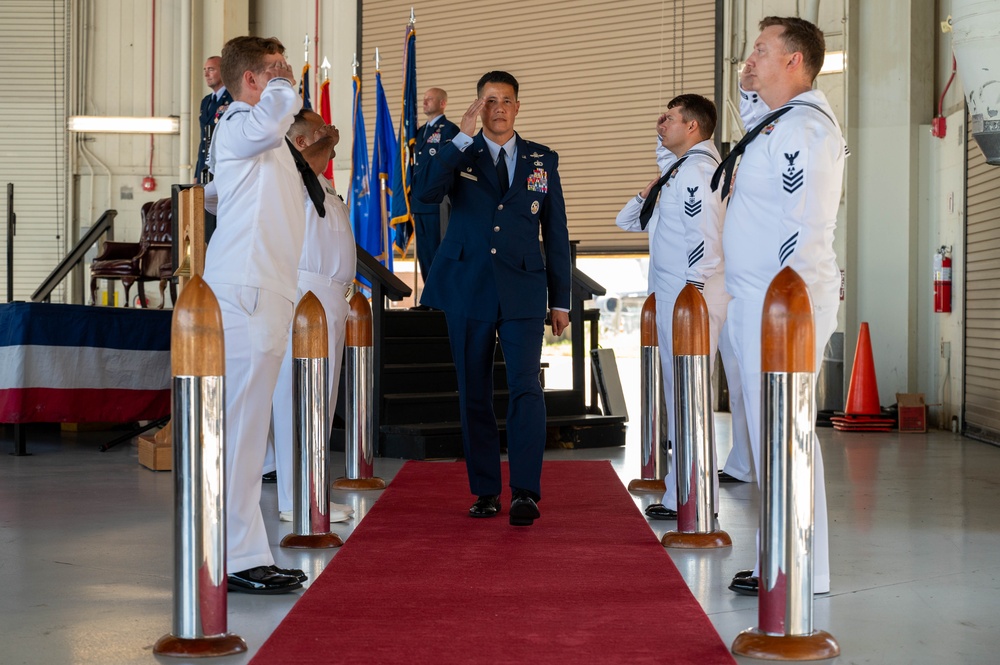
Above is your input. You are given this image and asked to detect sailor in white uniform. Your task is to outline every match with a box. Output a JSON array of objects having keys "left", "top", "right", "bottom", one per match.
[
  {"left": 616, "top": 94, "right": 725, "bottom": 518},
  {"left": 717, "top": 17, "right": 845, "bottom": 596},
  {"left": 714, "top": 67, "right": 773, "bottom": 485},
  {"left": 269, "top": 110, "right": 357, "bottom": 524},
  {"left": 202, "top": 37, "right": 318, "bottom": 594}
]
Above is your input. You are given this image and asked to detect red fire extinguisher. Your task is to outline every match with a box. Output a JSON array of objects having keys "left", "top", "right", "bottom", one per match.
[{"left": 934, "top": 246, "right": 952, "bottom": 313}]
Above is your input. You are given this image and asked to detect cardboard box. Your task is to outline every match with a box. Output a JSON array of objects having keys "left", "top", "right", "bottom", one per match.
[
  {"left": 896, "top": 393, "right": 926, "bottom": 433},
  {"left": 138, "top": 433, "right": 172, "bottom": 471}
]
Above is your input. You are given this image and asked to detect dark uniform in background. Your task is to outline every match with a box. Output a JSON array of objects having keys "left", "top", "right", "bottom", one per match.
[{"left": 410, "top": 90, "right": 460, "bottom": 284}]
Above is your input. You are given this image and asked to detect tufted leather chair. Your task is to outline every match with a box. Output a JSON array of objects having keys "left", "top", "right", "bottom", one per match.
[{"left": 90, "top": 197, "right": 175, "bottom": 308}]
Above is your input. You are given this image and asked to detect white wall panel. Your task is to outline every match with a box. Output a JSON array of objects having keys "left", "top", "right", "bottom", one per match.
[{"left": 0, "top": 1, "right": 68, "bottom": 302}]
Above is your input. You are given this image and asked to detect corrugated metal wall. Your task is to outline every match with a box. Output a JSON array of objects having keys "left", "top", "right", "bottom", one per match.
[
  {"left": 0, "top": 1, "right": 67, "bottom": 302},
  {"left": 963, "top": 119, "right": 1000, "bottom": 444},
  {"left": 361, "top": 0, "right": 716, "bottom": 253}
]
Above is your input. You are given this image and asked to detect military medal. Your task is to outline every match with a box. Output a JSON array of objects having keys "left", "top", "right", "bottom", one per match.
[
  {"left": 527, "top": 168, "right": 548, "bottom": 193},
  {"left": 530, "top": 200, "right": 540, "bottom": 214}
]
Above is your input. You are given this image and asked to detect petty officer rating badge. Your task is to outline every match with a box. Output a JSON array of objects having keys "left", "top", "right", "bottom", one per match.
[
  {"left": 684, "top": 186, "right": 702, "bottom": 217},
  {"left": 782, "top": 151, "right": 804, "bottom": 194}
]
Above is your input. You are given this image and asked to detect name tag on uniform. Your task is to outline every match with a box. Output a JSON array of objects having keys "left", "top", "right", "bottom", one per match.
[
  {"left": 460, "top": 171, "right": 478, "bottom": 181},
  {"left": 527, "top": 168, "right": 548, "bottom": 193}
]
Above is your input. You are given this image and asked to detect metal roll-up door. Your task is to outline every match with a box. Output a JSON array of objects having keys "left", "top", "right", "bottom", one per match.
[
  {"left": 964, "top": 116, "right": 1000, "bottom": 444},
  {"left": 361, "top": 0, "right": 716, "bottom": 254},
  {"left": 0, "top": 1, "right": 67, "bottom": 302}
]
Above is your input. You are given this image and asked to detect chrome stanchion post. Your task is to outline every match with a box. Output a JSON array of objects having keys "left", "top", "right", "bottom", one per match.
[
  {"left": 628, "top": 294, "right": 666, "bottom": 493},
  {"left": 281, "top": 291, "right": 343, "bottom": 549},
  {"left": 661, "top": 285, "right": 731, "bottom": 549},
  {"left": 333, "top": 292, "right": 386, "bottom": 490},
  {"left": 732, "top": 267, "right": 839, "bottom": 660},
  {"left": 154, "top": 275, "right": 246, "bottom": 658}
]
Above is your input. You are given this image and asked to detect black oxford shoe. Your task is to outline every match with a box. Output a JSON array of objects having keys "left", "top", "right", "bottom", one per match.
[
  {"left": 509, "top": 490, "right": 540, "bottom": 526},
  {"left": 718, "top": 470, "right": 747, "bottom": 483},
  {"left": 644, "top": 503, "right": 678, "bottom": 520},
  {"left": 469, "top": 495, "right": 501, "bottom": 518},
  {"left": 227, "top": 566, "right": 302, "bottom": 594},
  {"left": 262, "top": 471, "right": 277, "bottom": 483},
  {"left": 270, "top": 565, "right": 307, "bottom": 583},
  {"left": 729, "top": 570, "right": 759, "bottom": 596}
]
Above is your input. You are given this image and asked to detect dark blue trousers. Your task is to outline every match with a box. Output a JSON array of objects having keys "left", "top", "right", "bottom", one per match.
[
  {"left": 444, "top": 312, "right": 546, "bottom": 499},
  {"left": 413, "top": 212, "right": 442, "bottom": 283}
]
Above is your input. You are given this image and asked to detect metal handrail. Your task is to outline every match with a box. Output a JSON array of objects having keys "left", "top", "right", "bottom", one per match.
[{"left": 31, "top": 210, "right": 117, "bottom": 303}]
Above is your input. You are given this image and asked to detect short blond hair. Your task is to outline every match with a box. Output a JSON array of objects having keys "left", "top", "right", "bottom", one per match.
[{"left": 220, "top": 36, "right": 285, "bottom": 97}]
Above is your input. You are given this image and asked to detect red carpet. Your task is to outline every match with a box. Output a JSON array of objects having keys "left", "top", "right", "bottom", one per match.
[{"left": 252, "top": 461, "right": 735, "bottom": 664}]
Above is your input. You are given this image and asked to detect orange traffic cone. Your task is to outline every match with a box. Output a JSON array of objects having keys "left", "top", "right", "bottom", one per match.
[{"left": 844, "top": 323, "right": 881, "bottom": 415}]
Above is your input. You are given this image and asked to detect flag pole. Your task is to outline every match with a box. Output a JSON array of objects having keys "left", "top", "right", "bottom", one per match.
[
  {"left": 375, "top": 47, "right": 390, "bottom": 270},
  {"left": 410, "top": 7, "right": 419, "bottom": 304}
]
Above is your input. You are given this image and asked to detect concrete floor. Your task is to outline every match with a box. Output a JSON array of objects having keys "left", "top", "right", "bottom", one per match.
[{"left": 2, "top": 419, "right": 999, "bottom": 664}]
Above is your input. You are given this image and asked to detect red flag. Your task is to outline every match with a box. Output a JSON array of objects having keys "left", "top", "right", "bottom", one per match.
[{"left": 320, "top": 77, "right": 334, "bottom": 183}]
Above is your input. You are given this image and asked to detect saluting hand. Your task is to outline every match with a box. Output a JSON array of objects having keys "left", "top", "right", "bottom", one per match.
[
  {"left": 261, "top": 58, "right": 296, "bottom": 87},
  {"left": 656, "top": 112, "right": 668, "bottom": 140},
  {"left": 460, "top": 97, "right": 486, "bottom": 136},
  {"left": 315, "top": 123, "right": 340, "bottom": 148}
]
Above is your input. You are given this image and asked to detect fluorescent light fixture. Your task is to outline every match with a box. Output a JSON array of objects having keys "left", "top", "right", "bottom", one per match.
[
  {"left": 820, "top": 51, "right": 845, "bottom": 75},
  {"left": 68, "top": 116, "right": 180, "bottom": 134}
]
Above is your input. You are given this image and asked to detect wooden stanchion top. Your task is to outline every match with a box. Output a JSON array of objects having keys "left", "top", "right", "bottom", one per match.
[
  {"left": 293, "top": 291, "right": 329, "bottom": 359},
  {"left": 672, "top": 284, "right": 709, "bottom": 356},
  {"left": 171, "top": 275, "right": 224, "bottom": 376},
  {"left": 640, "top": 294, "right": 657, "bottom": 347},
  {"left": 346, "top": 291, "right": 373, "bottom": 347},
  {"left": 762, "top": 267, "right": 815, "bottom": 373}
]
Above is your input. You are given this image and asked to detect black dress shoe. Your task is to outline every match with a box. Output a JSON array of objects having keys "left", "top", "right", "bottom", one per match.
[
  {"left": 227, "top": 566, "right": 302, "bottom": 594},
  {"left": 270, "top": 565, "right": 307, "bottom": 583},
  {"left": 644, "top": 503, "right": 678, "bottom": 520},
  {"left": 718, "top": 470, "right": 746, "bottom": 483},
  {"left": 262, "top": 471, "right": 277, "bottom": 483},
  {"left": 729, "top": 570, "right": 759, "bottom": 596},
  {"left": 509, "top": 490, "right": 540, "bottom": 526},
  {"left": 469, "top": 495, "right": 501, "bottom": 518}
]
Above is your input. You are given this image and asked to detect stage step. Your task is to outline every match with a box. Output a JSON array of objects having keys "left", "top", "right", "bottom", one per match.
[
  {"left": 381, "top": 362, "right": 508, "bottom": 393},
  {"left": 381, "top": 388, "right": 585, "bottom": 425},
  {"left": 379, "top": 414, "right": 627, "bottom": 460}
]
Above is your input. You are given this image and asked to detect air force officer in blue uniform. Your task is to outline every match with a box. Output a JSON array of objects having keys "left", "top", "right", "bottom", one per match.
[
  {"left": 411, "top": 88, "right": 460, "bottom": 283},
  {"left": 416, "top": 71, "right": 571, "bottom": 527}
]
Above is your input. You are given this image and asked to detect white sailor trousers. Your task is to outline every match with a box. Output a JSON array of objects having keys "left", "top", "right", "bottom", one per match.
[
  {"left": 214, "top": 283, "right": 293, "bottom": 572},
  {"left": 727, "top": 296, "right": 836, "bottom": 593},
  {"left": 719, "top": 321, "right": 754, "bottom": 482}
]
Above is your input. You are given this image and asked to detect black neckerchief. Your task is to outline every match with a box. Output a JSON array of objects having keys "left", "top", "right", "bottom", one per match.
[{"left": 286, "top": 138, "right": 326, "bottom": 217}]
